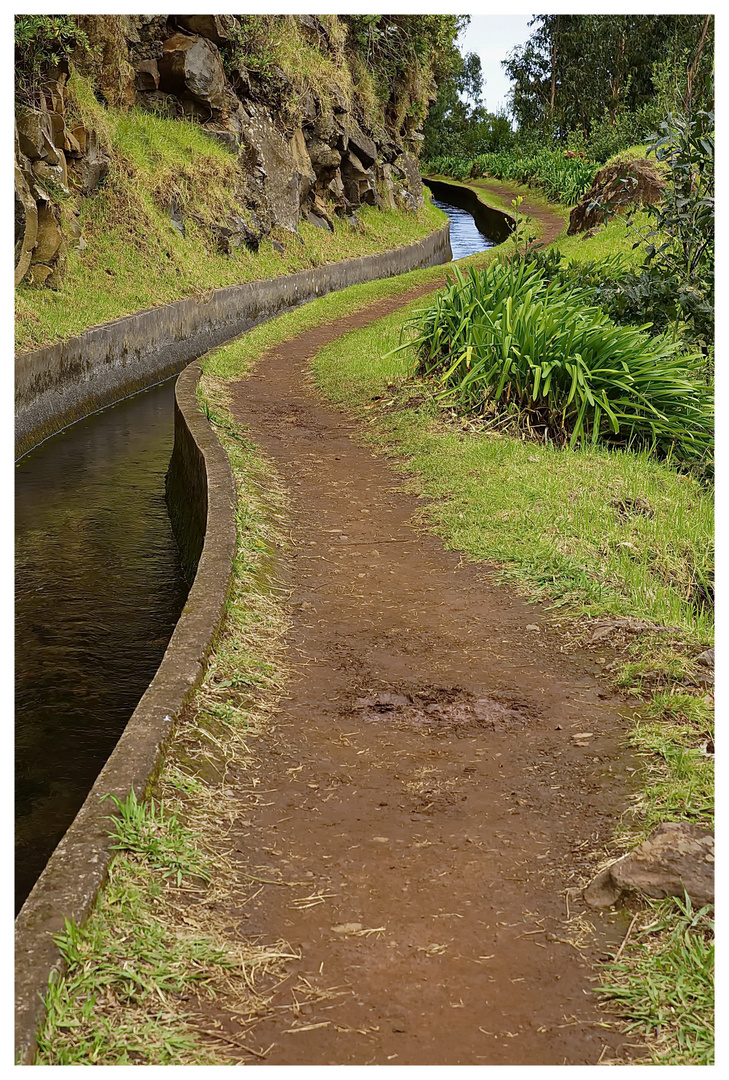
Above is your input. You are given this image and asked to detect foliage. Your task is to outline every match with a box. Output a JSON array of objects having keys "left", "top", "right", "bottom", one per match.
[
  {"left": 599, "top": 896, "right": 714, "bottom": 1065},
  {"left": 590, "top": 105, "right": 714, "bottom": 351},
  {"left": 402, "top": 261, "right": 713, "bottom": 459},
  {"left": 423, "top": 149, "right": 598, "bottom": 206},
  {"left": 422, "top": 49, "right": 513, "bottom": 159},
  {"left": 104, "top": 789, "right": 211, "bottom": 886},
  {"left": 503, "top": 15, "right": 713, "bottom": 141},
  {"left": 222, "top": 15, "right": 352, "bottom": 126},
  {"left": 641, "top": 108, "right": 714, "bottom": 296},
  {"left": 15, "top": 14, "right": 88, "bottom": 99}
]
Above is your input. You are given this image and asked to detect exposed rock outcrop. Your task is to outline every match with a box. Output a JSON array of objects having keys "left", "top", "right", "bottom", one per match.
[
  {"left": 568, "top": 158, "right": 664, "bottom": 235},
  {"left": 15, "top": 14, "right": 430, "bottom": 289}
]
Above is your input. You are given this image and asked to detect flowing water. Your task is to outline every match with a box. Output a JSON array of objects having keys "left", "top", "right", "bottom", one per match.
[
  {"left": 15, "top": 380, "right": 189, "bottom": 913},
  {"left": 431, "top": 197, "right": 496, "bottom": 259}
]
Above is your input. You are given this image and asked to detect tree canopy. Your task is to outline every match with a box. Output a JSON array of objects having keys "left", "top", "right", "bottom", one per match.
[{"left": 504, "top": 14, "right": 714, "bottom": 138}]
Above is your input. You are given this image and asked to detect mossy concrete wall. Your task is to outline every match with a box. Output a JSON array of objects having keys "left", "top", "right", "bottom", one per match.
[
  {"left": 422, "top": 177, "right": 514, "bottom": 244},
  {"left": 15, "top": 226, "right": 451, "bottom": 458}
]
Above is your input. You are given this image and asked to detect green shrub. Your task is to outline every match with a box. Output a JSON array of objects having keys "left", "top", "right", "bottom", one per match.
[
  {"left": 15, "top": 15, "right": 88, "bottom": 99},
  {"left": 404, "top": 261, "right": 713, "bottom": 460},
  {"left": 423, "top": 149, "right": 599, "bottom": 206}
]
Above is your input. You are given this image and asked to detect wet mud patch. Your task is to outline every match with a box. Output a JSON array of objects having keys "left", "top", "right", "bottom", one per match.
[{"left": 352, "top": 686, "right": 530, "bottom": 736}]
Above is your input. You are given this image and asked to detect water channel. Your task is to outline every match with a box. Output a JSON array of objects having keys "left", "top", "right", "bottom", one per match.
[
  {"left": 14, "top": 197, "right": 497, "bottom": 914},
  {"left": 15, "top": 380, "right": 189, "bottom": 912},
  {"left": 431, "top": 197, "right": 495, "bottom": 259}
]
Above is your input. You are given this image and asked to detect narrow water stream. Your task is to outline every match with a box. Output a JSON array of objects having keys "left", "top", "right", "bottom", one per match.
[
  {"left": 15, "top": 380, "right": 189, "bottom": 913},
  {"left": 431, "top": 197, "right": 496, "bottom": 259}
]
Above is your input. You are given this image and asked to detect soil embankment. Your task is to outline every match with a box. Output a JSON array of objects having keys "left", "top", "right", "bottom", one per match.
[{"left": 212, "top": 193, "right": 637, "bottom": 1065}]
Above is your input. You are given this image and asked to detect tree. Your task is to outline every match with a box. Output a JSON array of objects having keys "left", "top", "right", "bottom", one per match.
[
  {"left": 422, "top": 50, "right": 513, "bottom": 158},
  {"left": 503, "top": 14, "right": 714, "bottom": 140}
]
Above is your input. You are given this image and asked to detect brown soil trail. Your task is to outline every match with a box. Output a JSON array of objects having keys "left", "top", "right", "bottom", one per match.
[{"left": 221, "top": 199, "right": 636, "bottom": 1065}]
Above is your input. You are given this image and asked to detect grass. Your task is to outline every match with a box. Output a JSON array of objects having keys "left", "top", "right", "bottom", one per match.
[
  {"left": 597, "top": 896, "right": 714, "bottom": 1065},
  {"left": 15, "top": 71, "right": 445, "bottom": 352},
  {"left": 404, "top": 261, "right": 712, "bottom": 457}
]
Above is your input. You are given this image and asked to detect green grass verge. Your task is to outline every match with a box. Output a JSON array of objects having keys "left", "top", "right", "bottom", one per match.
[{"left": 598, "top": 896, "right": 714, "bottom": 1065}]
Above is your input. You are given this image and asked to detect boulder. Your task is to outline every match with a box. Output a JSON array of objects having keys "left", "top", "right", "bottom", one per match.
[
  {"left": 568, "top": 159, "right": 664, "bottom": 235},
  {"left": 16, "top": 109, "right": 56, "bottom": 162},
  {"left": 393, "top": 153, "right": 427, "bottom": 209},
  {"left": 158, "top": 33, "right": 227, "bottom": 113},
  {"left": 14, "top": 162, "right": 38, "bottom": 286},
  {"left": 175, "top": 15, "right": 237, "bottom": 45},
  {"left": 68, "top": 129, "right": 110, "bottom": 195},
  {"left": 32, "top": 157, "right": 69, "bottom": 196},
  {"left": 237, "top": 106, "right": 303, "bottom": 232},
  {"left": 32, "top": 201, "right": 64, "bottom": 264},
  {"left": 341, "top": 150, "right": 376, "bottom": 208},
  {"left": 289, "top": 129, "right": 316, "bottom": 206},
  {"left": 375, "top": 163, "right": 397, "bottom": 209},
  {"left": 307, "top": 137, "right": 342, "bottom": 185},
  {"left": 343, "top": 120, "right": 377, "bottom": 169},
  {"left": 584, "top": 822, "right": 714, "bottom": 910},
  {"left": 134, "top": 59, "right": 160, "bottom": 91}
]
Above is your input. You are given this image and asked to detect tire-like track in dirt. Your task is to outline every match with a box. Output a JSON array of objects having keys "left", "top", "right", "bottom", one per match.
[{"left": 222, "top": 190, "right": 636, "bottom": 1065}]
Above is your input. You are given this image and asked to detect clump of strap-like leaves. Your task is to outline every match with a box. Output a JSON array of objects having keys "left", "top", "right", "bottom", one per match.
[{"left": 406, "top": 261, "right": 712, "bottom": 461}]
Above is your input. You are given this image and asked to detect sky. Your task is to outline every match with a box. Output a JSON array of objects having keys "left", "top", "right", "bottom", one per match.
[{"left": 458, "top": 14, "right": 534, "bottom": 116}]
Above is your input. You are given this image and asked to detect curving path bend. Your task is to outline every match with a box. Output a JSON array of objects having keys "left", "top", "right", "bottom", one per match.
[{"left": 205, "top": 189, "right": 637, "bottom": 1065}]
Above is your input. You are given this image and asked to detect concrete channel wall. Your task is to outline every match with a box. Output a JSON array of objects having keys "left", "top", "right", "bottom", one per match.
[
  {"left": 14, "top": 224, "right": 451, "bottom": 1062},
  {"left": 15, "top": 226, "right": 451, "bottom": 459},
  {"left": 422, "top": 177, "right": 514, "bottom": 244}
]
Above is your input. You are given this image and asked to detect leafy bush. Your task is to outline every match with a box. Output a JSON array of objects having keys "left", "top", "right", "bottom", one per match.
[
  {"left": 404, "top": 261, "right": 713, "bottom": 460},
  {"left": 423, "top": 149, "right": 599, "bottom": 206},
  {"left": 15, "top": 15, "right": 88, "bottom": 99},
  {"left": 588, "top": 103, "right": 715, "bottom": 351}
]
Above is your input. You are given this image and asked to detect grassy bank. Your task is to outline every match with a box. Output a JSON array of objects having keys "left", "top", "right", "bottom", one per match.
[{"left": 15, "top": 72, "right": 445, "bottom": 353}]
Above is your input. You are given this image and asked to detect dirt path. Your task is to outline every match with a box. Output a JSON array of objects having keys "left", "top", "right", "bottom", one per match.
[{"left": 216, "top": 196, "right": 637, "bottom": 1065}]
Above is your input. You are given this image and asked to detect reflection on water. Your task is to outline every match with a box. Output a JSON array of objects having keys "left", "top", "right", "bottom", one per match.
[
  {"left": 15, "top": 380, "right": 189, "bottom": 913},
  {"left": 432, "top": 198, "right": 495, "bottom": 259}
]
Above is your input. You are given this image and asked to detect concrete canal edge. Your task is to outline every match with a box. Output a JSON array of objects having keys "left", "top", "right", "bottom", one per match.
[
  {"left": 14, "top": 225, "right": 451, "bottom": 1062},
  {"left": 14, "top": 359, "right": 236, "bottom": 1063},
  {"left": 422, "top": 176, "right": 515, "bottom": 244},
  {"left": 15, "top": 226, "right": 451, "bottom": 459}
]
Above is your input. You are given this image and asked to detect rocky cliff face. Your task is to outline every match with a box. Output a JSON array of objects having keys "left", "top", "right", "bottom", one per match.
[{"left": 14, "top": 14, "right": 428, "bottom": 289}]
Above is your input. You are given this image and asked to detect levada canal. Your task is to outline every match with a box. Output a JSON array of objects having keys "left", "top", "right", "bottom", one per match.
[
  {"left": 15, "top": 196, "right": 499, "bottom": 913},
  {"left": 15, "top": 381, "right": 189, "bottom": 912}
]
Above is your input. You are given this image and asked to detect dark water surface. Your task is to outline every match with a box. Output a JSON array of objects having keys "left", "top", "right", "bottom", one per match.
[
  {"left": 15, "top": 380, "right": 189, "bottom": 913},
  {"left": 432, "top": 197, "right": 496, "bottom": 259}
]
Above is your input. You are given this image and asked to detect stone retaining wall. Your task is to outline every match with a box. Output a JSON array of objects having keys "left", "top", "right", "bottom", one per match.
[{"left": 15, "top": 225, "right": 451, "bottom": 458}]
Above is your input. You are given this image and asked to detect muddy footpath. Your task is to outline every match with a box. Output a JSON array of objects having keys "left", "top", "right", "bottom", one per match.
[{"left": 211, "top": 230, "right": 642, "bottom": 1065}]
